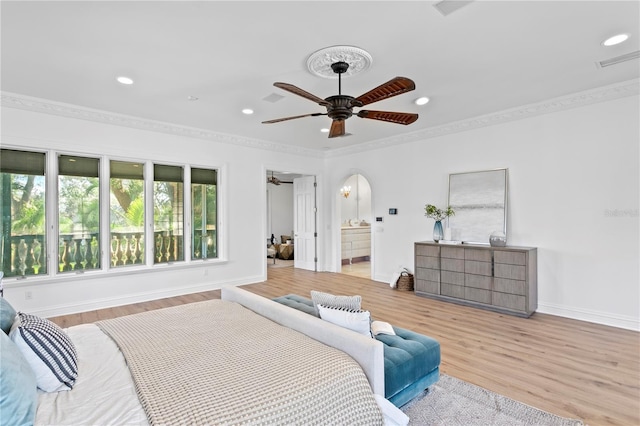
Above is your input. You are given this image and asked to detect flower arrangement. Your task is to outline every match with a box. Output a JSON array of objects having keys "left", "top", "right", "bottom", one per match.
[{"left": 424, "top": 204, "right": 455, "bottom": 222}]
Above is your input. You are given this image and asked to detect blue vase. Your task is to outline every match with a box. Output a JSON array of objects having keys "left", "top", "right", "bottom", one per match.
[{"left": 433, "top": 221, "right": 444, "bottom": 242}]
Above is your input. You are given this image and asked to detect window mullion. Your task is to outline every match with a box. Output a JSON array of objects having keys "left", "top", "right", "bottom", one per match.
[
  {"left": 145, "top": 161, "right": 154, "bottom": 266},
  {"left": 47, "top": 150, "right": 58, "bottom": 276},
  {"left": 101, "top": 156, "right": 111, "bottom": 270},
  {"left": 183, "top": 167, "right": 192, "bottom": 264}
]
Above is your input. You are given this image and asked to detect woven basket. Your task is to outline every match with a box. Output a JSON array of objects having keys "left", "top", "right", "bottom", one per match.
[{"left": 396, "top": 272, "right": 414, "bottom": 291}]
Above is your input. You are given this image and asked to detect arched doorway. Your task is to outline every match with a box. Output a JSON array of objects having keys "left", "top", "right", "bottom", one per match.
[{"left": 339, "top": 174, "right": 371, "bottom": 279}]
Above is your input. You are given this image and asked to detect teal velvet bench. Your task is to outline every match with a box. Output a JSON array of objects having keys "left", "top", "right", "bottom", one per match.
[{"left": 272, "top": 294, "right": 441, "bottom": 407}]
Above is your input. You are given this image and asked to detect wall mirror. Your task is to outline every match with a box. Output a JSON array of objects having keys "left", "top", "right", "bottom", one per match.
[{"left": 447, "top": 168, "right": 508, "bottom": 244}]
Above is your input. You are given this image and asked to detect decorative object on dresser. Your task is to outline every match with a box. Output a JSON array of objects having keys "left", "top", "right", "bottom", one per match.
[
  {"left": 414, "top": 242, "right": 537, "bottom": 317},
  {"left": 448, "top": 168, "right": 508, "bottom": 244},
  {"left": 489, "top": 231, "right": 507, "bottom": 247},
  {"left": 424, "top": 204, "right": 455, "bottom": 243}
]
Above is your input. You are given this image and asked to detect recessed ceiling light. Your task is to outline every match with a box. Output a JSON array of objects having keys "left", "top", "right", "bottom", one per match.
[
  {"left": 187, "top": 95, "right": 199, "bottom": 101},
  {"left": 415, "top": 97, "right": 430, "bottom": 106},
  {"left": 242, "top": 108, "right": 254, "bottom": 115},
  {"left": 320, "top": 128, "right": 329, "bottom": 133},
  {"left": 602, "top": 34, "right": 629, "bottom": 47},
  {"left": 116, "top": 76, "right": 134, "bottom": 85}
]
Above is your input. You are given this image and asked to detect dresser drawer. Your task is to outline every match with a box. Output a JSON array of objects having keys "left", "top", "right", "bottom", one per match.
[
  {"left": 494, "top": 250, "right": 526, "bottom": 265},
  {"left": 416, "top": 255, "right": 440, "bottom": 269},
  {"left": 493, "top": 292, "right": 526, "bottom": 311},
  {"left": 416, "top": 267, "right": 440, "bottom": 283},
  {"left": 415, "top": 279, "right": 439, "bottom": 295},
  {"left": 416, "top": 244, "right": 440, "bottom": 257}
]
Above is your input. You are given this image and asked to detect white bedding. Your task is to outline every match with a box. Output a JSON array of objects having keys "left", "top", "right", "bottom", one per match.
[{"left": 35, "top": 324, "right": 148, "bottom": 426}]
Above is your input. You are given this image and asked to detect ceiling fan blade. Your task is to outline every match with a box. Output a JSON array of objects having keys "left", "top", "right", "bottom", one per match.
[
  {"left": 262, "top": 112, "right": 325, "bottom": 124},
  {"left": 357, "top": 110, "right": 419, "bottom": 125},
  {"left": 354, "top": 77, "right": 416, "bottom": 106},
  {"left": 328, "top": 119, "right": 345, "bottom": 138},
  {"left": 273, "top": 82, "right": 331, "bottom": 106}
]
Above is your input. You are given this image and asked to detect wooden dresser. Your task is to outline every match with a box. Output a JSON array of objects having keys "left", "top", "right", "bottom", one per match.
[{"left": 414, "top": 242, "right": 537, "bottom": 317}]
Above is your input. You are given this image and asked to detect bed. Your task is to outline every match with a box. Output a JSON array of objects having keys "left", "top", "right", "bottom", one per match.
[{"left": 1, "top": 287, "right": 408, "bottom": 426}]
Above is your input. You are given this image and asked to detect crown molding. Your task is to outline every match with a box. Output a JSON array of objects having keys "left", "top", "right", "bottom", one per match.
[
  {"left": 326, "top": 78, "right": 640, "bottom": 157},
  {"left": 0, "top": 92, "right": 325, "bottom": 159},
  {"left": 3, "top": 78, "right": 637, "bottom": 160}
]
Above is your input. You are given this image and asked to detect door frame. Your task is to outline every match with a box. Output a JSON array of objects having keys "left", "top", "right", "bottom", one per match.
[
  {"left": 262, "top": 166, "right": 323, "bottom": 276},
  {"left": 335, "top": 172, "right": 374, "bottom": 277}
]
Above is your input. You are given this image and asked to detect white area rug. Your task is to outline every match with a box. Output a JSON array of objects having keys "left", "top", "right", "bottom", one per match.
[{"left": 401, "top": 375, "right": 584, "bottom": 426}]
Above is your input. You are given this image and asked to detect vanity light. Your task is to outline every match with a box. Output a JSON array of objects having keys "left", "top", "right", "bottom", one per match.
[
  {"left": 415, "top": 97, "right": 430, "bottom": 106},
  {"left": 602, "top": 33, "right": 629, "bottom": 47},
  {"left": 242, "top": 108, "right": 254, "bottom": 115},
  {"left": 341, "top": 185, "right": 351, "bottom": 198},
  {"left": 116, "top": 76, "right": 134, "bottom": 85}
]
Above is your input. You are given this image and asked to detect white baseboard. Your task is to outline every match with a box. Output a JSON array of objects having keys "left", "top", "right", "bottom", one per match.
[
  {"left": 33, "top": 275, "right": 264, "bottom": 319},
  {"left": 537, "top": 302, "right": 639, "bottom": 332}
]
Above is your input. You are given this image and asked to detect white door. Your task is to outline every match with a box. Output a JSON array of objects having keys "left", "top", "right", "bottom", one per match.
[{"left": 293, "top": 176, "right": 316, "bottom": 271}]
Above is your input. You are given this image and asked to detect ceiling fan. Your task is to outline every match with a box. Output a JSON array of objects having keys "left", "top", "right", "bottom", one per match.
[
  {"left": 267, "top": 171, "right": 281, "bottom": 185},
  {"left": 262, "top": 61, "right": 418, "bottom": 138}
]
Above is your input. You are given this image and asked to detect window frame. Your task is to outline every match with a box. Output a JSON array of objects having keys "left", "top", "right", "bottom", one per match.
[
  {"left": 57, "top": 154, "right": 101, "bottom": 274},
  {"left": 0, "top": 146, "right": 225, "bottom": 284}
]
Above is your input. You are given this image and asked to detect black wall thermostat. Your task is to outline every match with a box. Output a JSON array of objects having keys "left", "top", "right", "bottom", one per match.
[{"left": 389, "top": 208, "right": 398, "bottom": 215}]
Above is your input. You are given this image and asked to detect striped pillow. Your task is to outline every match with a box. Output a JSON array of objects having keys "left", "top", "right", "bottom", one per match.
[
  {"left": 9, "top": 313, "right": 78, "bottom": 392},
  {"left": 310, "top": 290, "right": 361, "bottom": 315}
]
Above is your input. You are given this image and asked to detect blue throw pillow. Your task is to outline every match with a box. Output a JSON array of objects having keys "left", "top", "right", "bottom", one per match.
[
  {"left": 0, "top": 331, "right": 38, "bottom": 425},
  {"left": 0, "top": 297, "right": 17, "bottom": 334}
]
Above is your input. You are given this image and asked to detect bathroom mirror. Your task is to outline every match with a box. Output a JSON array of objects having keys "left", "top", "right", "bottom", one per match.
[{"left": 447, "top": 168, "right": 508, "bottom": 244}]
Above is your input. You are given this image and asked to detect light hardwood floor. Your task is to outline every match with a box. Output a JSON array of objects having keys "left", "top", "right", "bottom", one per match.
[{"left": 50, "top": 268, "right": 639, "bottom": 426}]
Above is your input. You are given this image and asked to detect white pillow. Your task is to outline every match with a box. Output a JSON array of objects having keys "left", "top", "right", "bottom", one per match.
[
  {"left": 310, "top": 290, "right": 361, "bottom": 315},
  {"left": 371, "top": 321, "right": 396, "bottom": 336},
  {"left": 9, "top": 313, "right": 78, "bottom": 392},
  {"left": 317, "top": 304, "right": 372, "bottom": 338}
]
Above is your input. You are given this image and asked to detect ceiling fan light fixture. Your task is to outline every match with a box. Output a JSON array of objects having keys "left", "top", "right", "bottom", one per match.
[
  {"left": 415, "top": 97, "right": 430, "bottom": 106},
  {"left": 602, "top": 33, "right": 629, "bottom": 47}
]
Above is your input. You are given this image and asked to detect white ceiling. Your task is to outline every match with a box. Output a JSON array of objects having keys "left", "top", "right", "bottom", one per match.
[{"left": 2, "top": 1, "right": 638, "bottom": 153}]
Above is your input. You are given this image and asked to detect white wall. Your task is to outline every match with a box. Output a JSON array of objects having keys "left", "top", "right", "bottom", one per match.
[
  {"left": 323, "top": 95, "right": 639, "bottom": 330},
  {"left": 1, "top": 106, "right": 324, "bottom": 317},
  {"left": 267, "top": 183, "right": 293, "bottom": 243}
]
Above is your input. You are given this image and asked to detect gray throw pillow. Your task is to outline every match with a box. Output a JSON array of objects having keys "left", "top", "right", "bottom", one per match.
[{"left": 310, "top": 290, "right": 362, "bottom": 315}]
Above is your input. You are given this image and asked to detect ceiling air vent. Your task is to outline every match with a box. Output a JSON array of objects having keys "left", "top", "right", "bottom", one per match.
[
  {"left": 433, "top": 0, "right": 474, "bottom": 16},
  {"left": 597, "top": 50, "right": 640, "bottom": 68},
  {"left": 263, "top": 93, "right": 285, "bottom": 103}
]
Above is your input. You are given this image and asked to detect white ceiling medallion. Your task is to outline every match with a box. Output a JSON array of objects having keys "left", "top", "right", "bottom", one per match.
[{"left": 306, "top": 45, "right": 373, "bottom": 79}]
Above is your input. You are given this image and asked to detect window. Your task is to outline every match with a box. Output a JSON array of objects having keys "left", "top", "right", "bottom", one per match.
[
  {"left": 0, "top": 149, "right": 47, "bottom": 277},
  {"left": 1, "top": 149, "right": 221, "bottom": 281},
  {"left": 191, "top": 168, "right": 217, "bottom": 260},
  {"left": 58, "top": 155, "right": 100, "bottom": 272},
  {"left": 110, "top": 160, "right": 145, "bottom": 267},
  {"left": 153, "top": 164, "right": 184, "bottom": 263}
]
